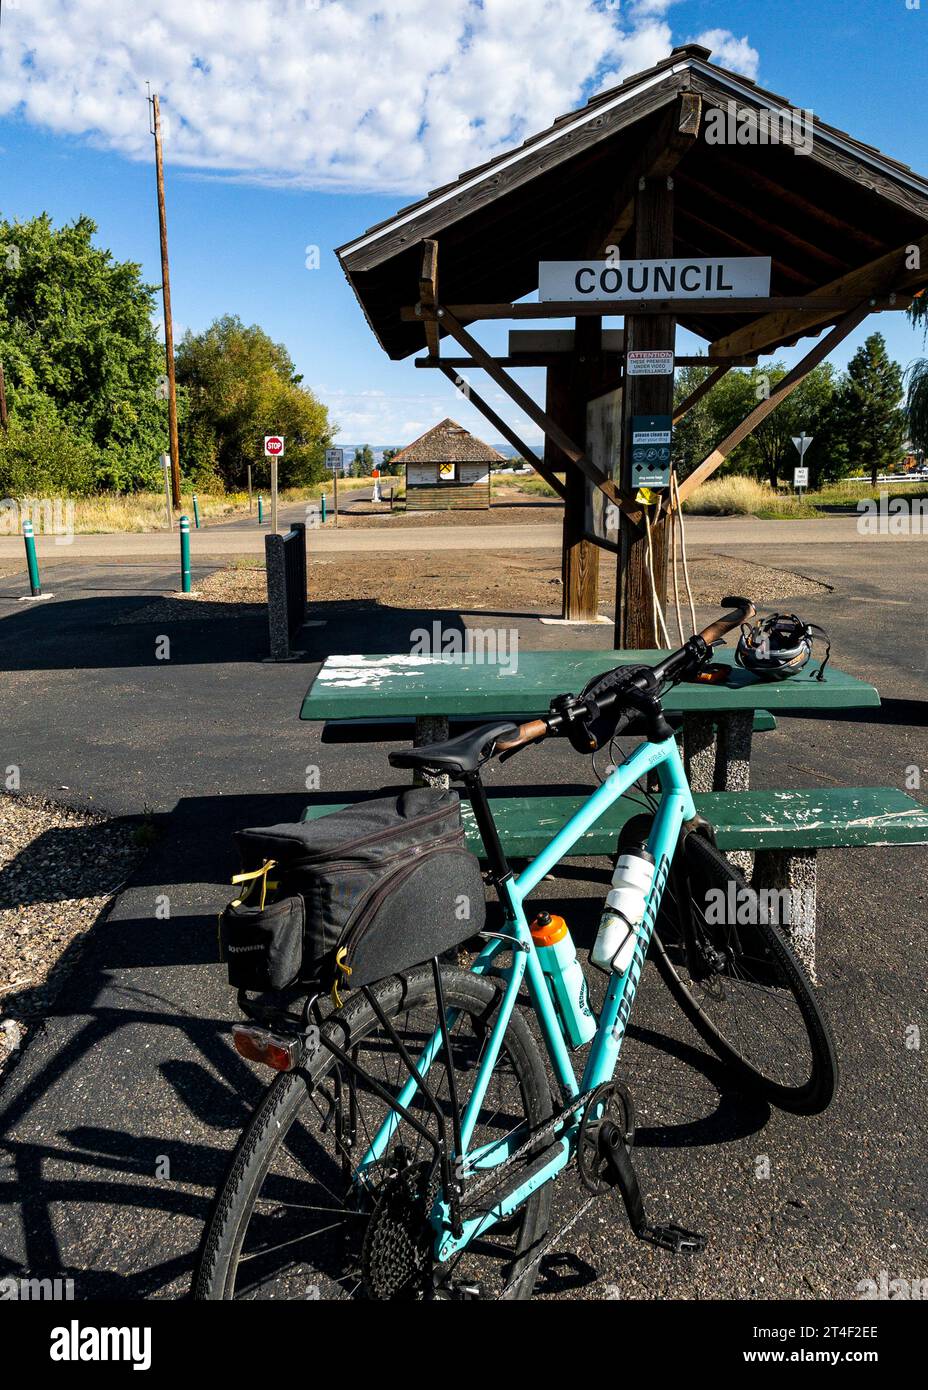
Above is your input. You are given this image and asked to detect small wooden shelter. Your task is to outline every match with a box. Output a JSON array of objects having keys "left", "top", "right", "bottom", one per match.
[
  {"left": 336, "top": 44, "right": 928, "bottom": 644},
  {"left": 393, "top": 418, "right": 500, "bottom": 509}
]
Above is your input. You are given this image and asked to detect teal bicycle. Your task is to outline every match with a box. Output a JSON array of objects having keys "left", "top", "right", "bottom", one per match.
[{"left": 195, "top": 598, "right": 837, "bottom": 1300}]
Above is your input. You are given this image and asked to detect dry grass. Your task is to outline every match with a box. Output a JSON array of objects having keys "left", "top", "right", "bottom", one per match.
[
  {"left": 57, "top": 480, "right": 381, "bottom": 534},
  {"left": 682, "top": 476, "right": 811, "bottom": 517}
]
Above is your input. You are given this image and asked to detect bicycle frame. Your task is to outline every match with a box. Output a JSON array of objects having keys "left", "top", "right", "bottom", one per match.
[{"left": 355, "top": 732, "right": 698, "bottom": 1263}]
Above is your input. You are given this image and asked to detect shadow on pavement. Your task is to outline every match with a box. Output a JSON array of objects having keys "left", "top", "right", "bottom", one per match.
[{"left": 0, "top": 788, "right": 773, "bottom": 1299}]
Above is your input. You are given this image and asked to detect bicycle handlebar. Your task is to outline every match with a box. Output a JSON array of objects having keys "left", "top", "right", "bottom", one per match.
[{"left": 492, "top": 597, "right": 756, "bottom": 759}]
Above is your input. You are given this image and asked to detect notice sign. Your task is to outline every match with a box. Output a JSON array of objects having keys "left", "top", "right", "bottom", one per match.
[
  {"left": 631, "top": 414, "right": 672, "bottom": 489},
  {"left": 325, "top": 446, "right": 344, "bottom": 470},
  {"left": 627, "top": 350, "right": 674, "bottom": 377},
  {"left": 794, "top": 466, "right": 809, "bottom": 488},
  {"left": 538, "top": 257, "right": 771, "bottom": 302}
]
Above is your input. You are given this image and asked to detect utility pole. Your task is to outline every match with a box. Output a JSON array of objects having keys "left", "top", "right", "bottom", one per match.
[
  {"left": 0, "top": 361, "right": 8, "bottom": 433},
  {"left": 149, "top": 90, "right": 181, "bottom": 509}
]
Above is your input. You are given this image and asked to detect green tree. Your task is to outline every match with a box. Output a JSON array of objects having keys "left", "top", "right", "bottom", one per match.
[
  {"left": 381, "top": 446, "right": 403, "bottom": 475},
  {"left": 825, "top": 333, "right": 905, "bottom": 486},
  {"left": 904, "top": 295, "right": 928, "bottom": 458},
  {"left": 351, "top": 444, "right": 374, "bottom": 477},
  {"left": 0, "top": 213, "right": 166, "bottom": 495},
  {"left": 175, "top": 316, "right": 333, "bottom": 489}
]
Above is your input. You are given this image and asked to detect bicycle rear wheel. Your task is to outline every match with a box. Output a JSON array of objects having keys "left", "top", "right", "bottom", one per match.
[
  {"left": 194, "top": 965, "right": 553, "bottom": 1300},
  {"left": 624, "top": 821, "right": 837, "bottom": 1114}
]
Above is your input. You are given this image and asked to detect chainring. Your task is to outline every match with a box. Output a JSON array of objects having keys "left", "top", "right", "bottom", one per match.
[
  {"left": 361, "top": 1160, "right": 438, "bottom": 1300},
  {"left": 576, "top": 1082, "right": 636, "bottom": 1195}
]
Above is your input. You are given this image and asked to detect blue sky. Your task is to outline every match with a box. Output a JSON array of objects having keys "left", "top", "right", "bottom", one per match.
[{"left": 0, "top": 0, "right": 926, "bottom": 447}]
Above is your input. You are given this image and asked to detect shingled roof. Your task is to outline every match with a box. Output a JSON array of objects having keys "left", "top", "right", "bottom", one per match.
[
  {"left": 336, "top": 44, "right": 928, "bottom": 360},
  {"left": 391, "top": 418, "right": 505, "bottom": 465}
]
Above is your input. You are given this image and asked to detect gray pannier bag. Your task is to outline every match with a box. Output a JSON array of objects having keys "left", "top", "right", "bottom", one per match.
[{"left": 218, "top": 787, "right": 485, "bottom": 996}]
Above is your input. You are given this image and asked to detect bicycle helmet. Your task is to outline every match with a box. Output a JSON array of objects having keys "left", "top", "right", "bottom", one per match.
[{"left": 735, "top": 613, "right": 831, "bottom": 682}]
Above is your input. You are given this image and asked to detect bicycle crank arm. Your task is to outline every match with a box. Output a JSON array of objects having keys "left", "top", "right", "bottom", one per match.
[{"left": 597, "top": 1120, "right": 706, "bottom": 1256}]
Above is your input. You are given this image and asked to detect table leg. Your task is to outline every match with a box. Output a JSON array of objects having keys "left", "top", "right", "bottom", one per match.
[
  {"left": 682, "top": 711, "right": 754, "bottom": 873},
  {"left": 751, "top": 848, "right": 818, "bottom": 984},
  {"left": 413, "top": 714, "right": 450, "bottom": 790}
]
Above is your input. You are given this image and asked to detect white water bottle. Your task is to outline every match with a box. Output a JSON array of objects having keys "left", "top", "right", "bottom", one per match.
[{"left": 590, "top": 845, "right": 655, "bottom": 975}]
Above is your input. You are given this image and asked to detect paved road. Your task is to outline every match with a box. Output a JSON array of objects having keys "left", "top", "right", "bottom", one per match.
[
  {"left": 1, "top": 511, "right": 924, "bottom": 564},
  {"left": 0, "top": 540, "right": 925, "bottom": 1300}
]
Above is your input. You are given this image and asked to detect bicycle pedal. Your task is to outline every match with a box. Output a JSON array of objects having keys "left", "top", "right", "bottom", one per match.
[{"left": 638, "top": 1222, "right": 706, "bottom": 1255}]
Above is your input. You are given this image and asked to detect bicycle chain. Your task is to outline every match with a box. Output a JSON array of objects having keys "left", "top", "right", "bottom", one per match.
[{"left": 459, "top": 1089, "right": 593, "bottom": 1212}]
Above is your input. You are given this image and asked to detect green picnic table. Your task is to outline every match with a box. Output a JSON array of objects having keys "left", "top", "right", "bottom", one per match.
[
  {"left": 300, "top": 646, "right": 880, "bottom": 796},
  {"left": 299, "top": 648, "right": 928, "bottom": 982}
]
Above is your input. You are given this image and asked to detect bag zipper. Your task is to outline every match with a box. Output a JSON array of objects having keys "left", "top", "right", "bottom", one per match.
[
  {"left": 333, "top": 843, "right": 471, "bottom": 989},
  {"left": 298, "top": 826, "right": 464, "bottom": 880},
  {"left": 278, "top": 799, "right": 459, "bottom": 868}
]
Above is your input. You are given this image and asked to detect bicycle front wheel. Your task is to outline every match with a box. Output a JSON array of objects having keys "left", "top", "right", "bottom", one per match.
[
  {"left": 194, "top": 965, "right": 553, "bottom": 1301},
  {"left": 647, "top": 828, "right": 838, "bottom": 1115}
]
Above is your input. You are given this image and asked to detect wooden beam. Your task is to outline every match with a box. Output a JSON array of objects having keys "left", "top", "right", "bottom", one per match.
[
  {"left": 616, "top": 175, "right": 675, "bottom": 650},
  {"left": 418, "top": 239, "right": 440, "bottom": 356},
  {"left": 436, "top": 363, "right": 566, "bottom": 500},
  {"left": 710, "top": 234, "right": 928, "bottom": 359},
  {"left": 417, "top": 353, "right": 757, "bottom": 369},
  {"left": 673, "top": 364, "right": 730, "bottom": 425},
  {"left": 555, "top": 317, "right": 602, "bottom": 621},
  {"left": 435, "top": 306, "right": 626, "bottom": 508},
  {"left": 594, "top": 93, "right": 701, "bottom": 254},
  {"left": 508, "top": 328, "right": 625, "bottom": 354},
  {"left": 404, "top": 296, "right": 892, "bottom": 321},
  {"left": 678, "top": 305, "right": 871, "bottom": 502}
]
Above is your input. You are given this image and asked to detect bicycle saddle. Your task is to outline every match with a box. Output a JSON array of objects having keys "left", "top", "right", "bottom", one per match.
[{"left": 388, "top": 721, "right": 518, "bottom": 776}]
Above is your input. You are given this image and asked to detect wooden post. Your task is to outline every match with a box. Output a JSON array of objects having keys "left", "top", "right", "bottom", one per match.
[
  {"left": 616, "top": 176, "right": 675, "bottom": 649},
  {"left": 554, "top": 316, "right": 601, "bottom": 621},
  {"left": 151, "top": 94, "right": 181, "bottom": 510}
]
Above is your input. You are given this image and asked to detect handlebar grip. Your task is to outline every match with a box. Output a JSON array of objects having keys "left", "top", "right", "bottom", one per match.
[
  {"left": 495, "top": 719, "right": 548, "bottom": 752},
  {"left": 698, "top": 596, "right": 756, "bottom": 646}
]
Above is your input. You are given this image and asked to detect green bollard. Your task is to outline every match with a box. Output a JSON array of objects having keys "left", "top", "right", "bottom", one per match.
[
  {"left": 192, "top": 493, "right": 201, "bottom": 529},
  {"left": 179, "top": 515, "right": 191, "bottom": 594},
  {"left": 23, "top": 519, "right": 41, "bottom": 596},
  {"left": 321, "top": 493, "right": 327, "bottom": 525},
  {"left": 258, "top": 494, "right": 264, "bottom": 525}
]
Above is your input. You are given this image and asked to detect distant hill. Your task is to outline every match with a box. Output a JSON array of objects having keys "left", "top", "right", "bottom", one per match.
[{"left": 335, "top": 442, "right": 526, "bottom": 465}]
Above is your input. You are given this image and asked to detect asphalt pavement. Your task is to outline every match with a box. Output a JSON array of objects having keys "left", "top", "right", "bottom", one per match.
[{"left": 0, "top": 535, "right": 925, "bottom": 1300}]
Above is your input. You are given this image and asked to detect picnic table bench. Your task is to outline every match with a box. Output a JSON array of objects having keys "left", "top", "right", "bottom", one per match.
[{"left": 300, "top": 648, "right": 927, "bottom": 980}]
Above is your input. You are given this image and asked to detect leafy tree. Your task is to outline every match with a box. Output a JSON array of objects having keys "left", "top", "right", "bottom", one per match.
[
  {"left": 175, "top": 316, "right": 333, "bottom": 489},
  {"left": 0, "top": 213, "right": 166, "bottom": 495},
  {"left": 351, "top": 444, "right": 374, "bottom": 477},
  {"left": 381, "top": 446, "right": 403, "bottom": 475},
  {"left": 824, "top": 333, "right": 905, "bottom": 486},
  {"left": 904, "top": 294, "right": 928, "bottom": 457}
]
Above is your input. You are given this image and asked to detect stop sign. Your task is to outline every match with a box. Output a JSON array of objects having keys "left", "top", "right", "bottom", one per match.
[
  {"left": 264, "top": 435, "right": 285, "bottom": 457},
  {"left": 372, "top": 468, "right": 380, "bottom": 478}
]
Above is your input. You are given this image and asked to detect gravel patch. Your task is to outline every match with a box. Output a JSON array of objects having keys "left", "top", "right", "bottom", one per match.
[
  {"left": 119, "top": 548, "right": 830, "bottom": 621},
  {"left": 0, "top": 793, "right": 142, "bottom": 1070}
]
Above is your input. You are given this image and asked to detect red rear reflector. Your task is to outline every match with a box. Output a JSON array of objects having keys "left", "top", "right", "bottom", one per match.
[{"left": 232, "top": 1024, "right": 300, "bottom": 1072}]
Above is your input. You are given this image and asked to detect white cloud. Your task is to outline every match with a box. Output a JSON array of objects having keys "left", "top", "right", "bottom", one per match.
[
  {"left": 693, "top": 28, "right": 760, "bottom": 80},
  {"left": 0, "top": 0, "right": 759, "bottom": 194}
]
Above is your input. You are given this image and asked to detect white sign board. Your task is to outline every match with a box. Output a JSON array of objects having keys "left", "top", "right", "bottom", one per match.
[
  {"left": 794, "top": 466, "right": 809, "bottom": 488},
  {"left": 539, "top": 257, "right": 771, "bottom": 302},
  {"left": 627, "top": 350, "right": 674, "bottom": 377},
  {"left": 792, "top": 435, "right": 813, "bottom": 457},
  {"left": 264, "top": 435, "right": 285, "bottom": 457},
  {"left": 325, "top": 446, "right": 344, "bottom": 470}
]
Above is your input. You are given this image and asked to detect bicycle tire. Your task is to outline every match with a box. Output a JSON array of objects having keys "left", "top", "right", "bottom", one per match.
[
  {"left": 620, "top": 819, "right": 837, "bottom": 1115},
  {"left": 194, "top": 965, "right": 554, "bottom": 1301}
]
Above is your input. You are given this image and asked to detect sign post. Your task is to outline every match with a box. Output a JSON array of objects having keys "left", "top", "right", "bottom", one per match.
[
  {"left": 161, "top": 453, "right": 173, "bottom": 531},
  {"left": 264, "top": 436, "right": 284, "bottom": 534},
  {"left": 325, "top": 447, "right": 344, "bottom": 527},
  {"left": 247, "top": 464, "right": 253, "bottom": 514},
  {"left": 792, "top": 432, "right": 812, "bottom": 497},
  {"left": 372, "top": 466, "right": 381, "bottom": 505}
]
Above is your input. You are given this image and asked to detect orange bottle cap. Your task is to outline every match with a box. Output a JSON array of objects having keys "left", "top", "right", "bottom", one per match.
[{"left": 530, "top": 912, "right": 567, "bottom": 947}]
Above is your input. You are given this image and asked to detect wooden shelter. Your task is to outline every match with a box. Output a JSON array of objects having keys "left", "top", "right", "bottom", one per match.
[
  {"left": 336, "top": 44, "right": 928, "bottom": 643},
  {"left": 393, "top": 417, "right": 500, "bottom": 509}
]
